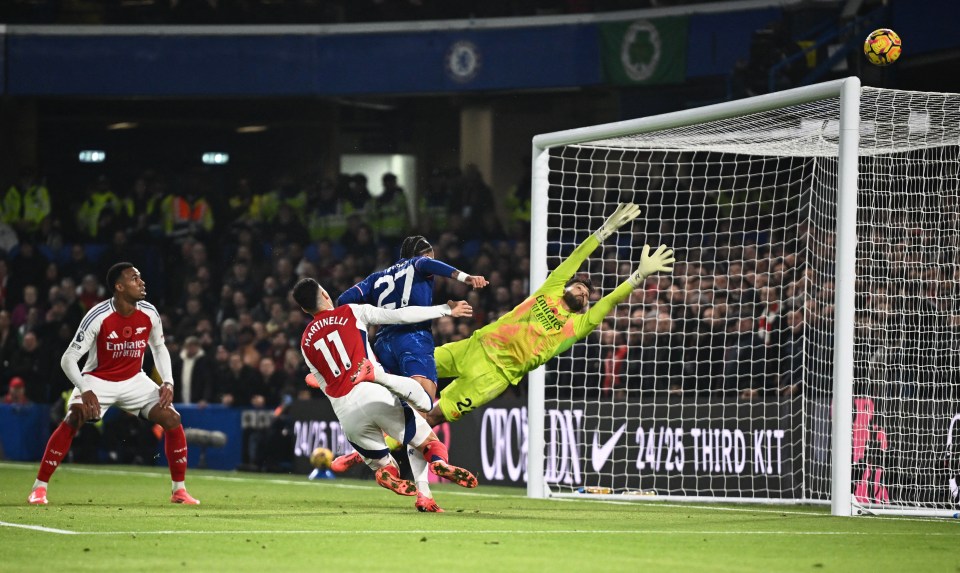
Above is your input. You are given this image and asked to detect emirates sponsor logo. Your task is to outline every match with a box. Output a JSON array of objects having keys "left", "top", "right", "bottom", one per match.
[{"left": 105, "top": 339, "right": 148, "bottom": 351}]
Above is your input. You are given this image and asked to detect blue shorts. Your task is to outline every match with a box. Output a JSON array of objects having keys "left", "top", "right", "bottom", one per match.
[{"left": 374, "top": 330, "right": 438, "bottom": 382}]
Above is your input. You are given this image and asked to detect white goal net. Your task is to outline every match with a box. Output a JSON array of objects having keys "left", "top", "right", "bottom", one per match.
[{"left": 527, "top": 77, "right": 960, "bottom": 517}]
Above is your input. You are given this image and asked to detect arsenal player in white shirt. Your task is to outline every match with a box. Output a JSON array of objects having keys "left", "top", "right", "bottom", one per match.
[{"left": 28, "top": 262, "right": 199, "bottom": 506}]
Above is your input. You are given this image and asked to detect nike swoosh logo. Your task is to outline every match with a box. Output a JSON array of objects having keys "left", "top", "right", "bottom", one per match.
[{"left": 591, "top": 423, "right": 627, "bottom": 472}]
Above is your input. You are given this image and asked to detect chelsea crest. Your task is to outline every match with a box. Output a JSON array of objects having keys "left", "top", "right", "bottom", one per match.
[{"left": 446, "top": 40, "right": 481, "bottom": 83}]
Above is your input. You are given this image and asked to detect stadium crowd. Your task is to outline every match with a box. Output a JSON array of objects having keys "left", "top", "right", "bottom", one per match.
[
  {"left": 0, "top": 164, "right": 534, "bottom": 469},
  {"left": 12, "top": 158, "right": 951, "bottom": 468}
]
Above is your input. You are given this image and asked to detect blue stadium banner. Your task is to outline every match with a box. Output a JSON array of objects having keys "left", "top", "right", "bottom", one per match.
[
  {"left": 599, "top": 17, "right": 688, "bottom": 86},
  {"left": 5, "top": 26, "right": 600, "bottom": 96}
]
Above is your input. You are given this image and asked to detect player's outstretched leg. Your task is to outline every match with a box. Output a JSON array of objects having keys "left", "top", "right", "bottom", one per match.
[
  {"left": 374, "top": 463, "right": 418, "bottom": 496},
  {"left": 422, "top": 439, "right": 477, "bottom": 488},
  {"left": 372, "top": 370, "right": 432, "bottom": 412},
  {"left": 330, "top": 451, "right": 364, "bottom": 473}
]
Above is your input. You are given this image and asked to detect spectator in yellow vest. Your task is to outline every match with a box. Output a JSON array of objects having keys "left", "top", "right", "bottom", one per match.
[
  {"left": 371, "top": 172, "right": 410, "bottom": 242},
  {"left": 227, "top": 176, "right": 258, "bottom": 228},
  {"left": 122, "top": 172, "right": 164, "bottom": 240},
  {"left": 306, "top": 178, "right": 350, "bottom": 242},
  {"left": 75, "top": 176, "right": 123, "bottom": 240},
  {"left": 2, "top": 168, "right": 52, "bottom": 239},
  {"left": 505, "top": 159, "right": 532, "bottom": 239},
  {"left": 346, "top": 173, "right": 371, "bottom": 214}
]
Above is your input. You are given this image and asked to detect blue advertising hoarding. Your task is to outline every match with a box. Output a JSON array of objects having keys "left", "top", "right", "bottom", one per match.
[{"left": 5, "top": 25, "right": 602, "bottom": 97}]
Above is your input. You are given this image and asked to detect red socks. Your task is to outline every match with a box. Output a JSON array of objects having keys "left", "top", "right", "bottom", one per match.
[
  {"left": 36, "top": 423, "right": 189, "bottom": 484},
  {"left": 37, "top": 421, "right": 78, "bottom": 482},
  {"left": 422, "top": 439, "right": 449, "bottom": 463},
  {"left": 164, "top": 425, "right": 188, "bottom": 482}
]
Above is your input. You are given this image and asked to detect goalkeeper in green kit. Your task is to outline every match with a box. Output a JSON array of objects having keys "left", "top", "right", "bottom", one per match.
[{"left": 421, "top": 203, "right": 675, "bottom": 426}]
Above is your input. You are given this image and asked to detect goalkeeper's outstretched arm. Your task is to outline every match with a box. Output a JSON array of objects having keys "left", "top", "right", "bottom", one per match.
[
  {"left": 538, "top": 203, "right": 642, "bottom": 294},
  {"left": 576, "top": 244, "right": 676, "bottom": 338},
  {"left": 593, "top": 202, "right": 641, "bottom": 242}
]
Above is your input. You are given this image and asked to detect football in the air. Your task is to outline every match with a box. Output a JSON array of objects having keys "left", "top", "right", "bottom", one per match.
[
  {"left": 310, "top": 447, "right": 334, "bottom": 469},
  {"left": 863, "top": 28, "right": 901, "bottom": 66}
]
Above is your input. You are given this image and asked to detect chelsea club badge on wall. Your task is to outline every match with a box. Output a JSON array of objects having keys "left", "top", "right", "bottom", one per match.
[{"left": 446, "top": 40, "right": 481, "bottom": 83}]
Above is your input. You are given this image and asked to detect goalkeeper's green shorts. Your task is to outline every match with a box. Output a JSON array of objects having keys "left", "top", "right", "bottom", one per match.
[{"left": 435, "top": 337, "right": 512, "bottom": 423}]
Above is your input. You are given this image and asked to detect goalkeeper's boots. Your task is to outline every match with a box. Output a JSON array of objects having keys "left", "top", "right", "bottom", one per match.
[
  {"left": 170, "top": 488, "right": 200, "bottom": 505},
  {"left": 375, "top": 465, "right": 418, "bottom": 497},
  {"left": 27, "top": 486, "right": 48, "bottom": 505},
  {"left": 330, "top": 451, "right": 364, "bottom": 473},
  {"left": 429, "top": 460, "right": 478, "bottom": 489},
  {"left": 415, "top": 492, "right": 444, "bottom": 513},
  {"left": 350, "top": 358, "right": 375, "bottom": 384}
]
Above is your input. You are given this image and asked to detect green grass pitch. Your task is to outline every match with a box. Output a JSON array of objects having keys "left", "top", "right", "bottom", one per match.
[{"left": 0, "top": 461, "right": 957, "bottom": 572}]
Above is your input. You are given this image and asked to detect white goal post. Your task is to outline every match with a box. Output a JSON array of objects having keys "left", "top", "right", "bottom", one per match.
[{"left": 527, "top": 76, "right": 960, "bottom": 518}]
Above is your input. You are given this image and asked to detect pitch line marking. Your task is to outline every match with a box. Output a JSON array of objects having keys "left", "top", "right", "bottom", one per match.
[
  {"left": 0, "top": 521, "right": 78, "bottom": 535},
  {"left": 554, "top": 497, "right": 825, "bottom": 516},
  {"left": 4, "top": 527, "right": 956, "bottom": 536}
]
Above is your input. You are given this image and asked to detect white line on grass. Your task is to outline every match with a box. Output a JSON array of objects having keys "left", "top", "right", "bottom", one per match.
[
  {"left": 2, "top": 526, "right": 955, "bottom": 536},
  {"left": 553, "top": 497, "right": 825, "bottom": 516},
  {"left": 0, "top": 521, "right": 79, "bottom": 534}
]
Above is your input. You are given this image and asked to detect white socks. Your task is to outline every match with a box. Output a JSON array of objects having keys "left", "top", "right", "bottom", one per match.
[
  {"left": 407, "top": 447, "right": 433, "bottom": 499},
  {"left": 375, "top": 372, "right": 433, "bottom": 411}
]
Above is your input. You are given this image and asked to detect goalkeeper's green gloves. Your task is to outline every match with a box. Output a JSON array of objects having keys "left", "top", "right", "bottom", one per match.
[
  {"left": 628, "top": 244, "right": 676, "bottom": 287},
  {"left": 593, "top": 203, "right": 641, "bottom": 242}
]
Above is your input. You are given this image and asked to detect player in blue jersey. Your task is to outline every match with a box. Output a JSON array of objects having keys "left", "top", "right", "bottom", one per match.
[{"left": 336, "top": 235, "right": 488, "bottom": 403}]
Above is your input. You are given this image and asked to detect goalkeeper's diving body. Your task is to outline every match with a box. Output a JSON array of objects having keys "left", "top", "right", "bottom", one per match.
[
  {"left": 421, "top": 203, "right": 675, "bottom": 426},
  {"left": 331, "top": 203, "right": 674, "bottom": 473}
]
